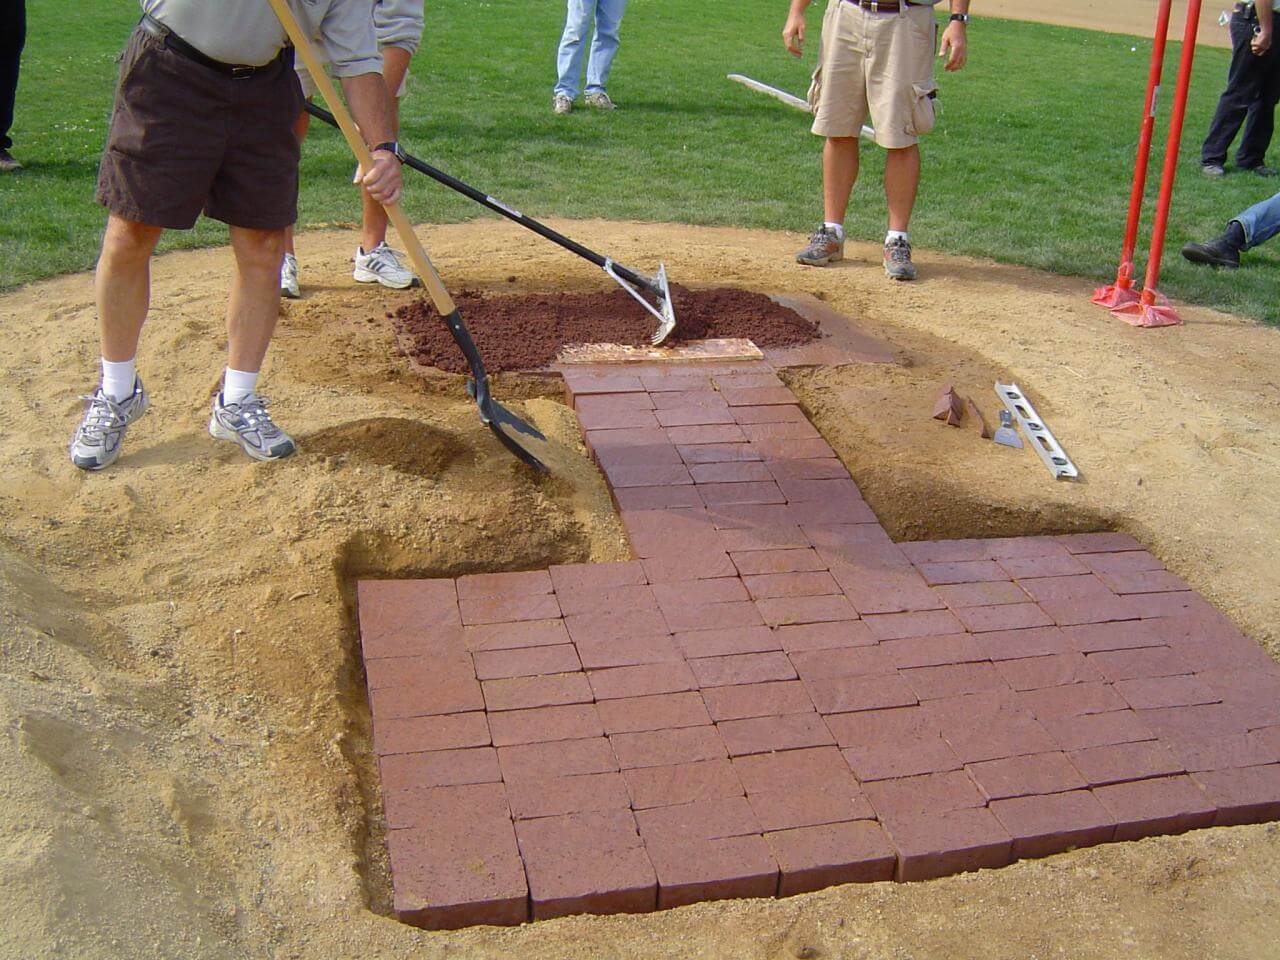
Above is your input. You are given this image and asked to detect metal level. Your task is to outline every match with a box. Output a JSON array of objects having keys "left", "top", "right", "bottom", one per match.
[{"left": 994, "top": 383, "right": 1079, "bottom": 481}]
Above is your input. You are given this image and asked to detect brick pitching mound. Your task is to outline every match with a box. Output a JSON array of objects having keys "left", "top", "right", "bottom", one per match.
[
  {"left": 357, "top": 361, "right": 1280, "bottom": 930},
  {"left": 393, "top": 287, "right": 822, "bottom": 374}
]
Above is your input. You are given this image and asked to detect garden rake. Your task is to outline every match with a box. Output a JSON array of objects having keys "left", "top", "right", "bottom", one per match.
[
  {"left": 304, "top": 102, "right": 678, "bottom": 346},
  {"left": 267, "top": 0, "right": 548, "bottom": 472}
]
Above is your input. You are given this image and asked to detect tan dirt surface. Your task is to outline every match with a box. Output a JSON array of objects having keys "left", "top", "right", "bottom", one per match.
[
  {"left": 1, "top": 219, "right": 1278, "bottom": 960},
  {"left": 986, "top": 0, "right": 1233, "bottom": 48}
]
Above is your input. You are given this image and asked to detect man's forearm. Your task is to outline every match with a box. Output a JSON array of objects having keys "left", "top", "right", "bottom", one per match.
[
  {"left": 788, "top": 0, "right": 812, "bottom": 16},
  {"left": 340, "top": 73, "right": 394, "bottom": 147},
  {"left": 950, "top": 0, "right": 971, "bottom": 14}
]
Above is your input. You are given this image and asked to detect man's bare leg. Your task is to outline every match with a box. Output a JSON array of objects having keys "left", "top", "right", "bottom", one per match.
[
  {"left": 283, "top": 109, "right": 312, "bottom": 259},
  {"left": 96, "top": 214, "right": 164, "bottom": 363},
  {"left": 822, "top": 136, "right": 860, "bottom": 224},
  {"left": 884, "top": 144, "right": 920, "bottom": 233},
  {"left": 226, "top": 226, "right": 286, "bottom": 374},
  {"left": 359, "top": 45, "right": 411, "bottom": 253}
]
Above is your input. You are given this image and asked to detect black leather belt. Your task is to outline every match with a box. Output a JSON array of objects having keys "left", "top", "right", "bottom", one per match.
[
  {"left": 844, "top": 0, "right": 904, "bottom": 11},
  {"left": 140, "top": 14, "right": 283, "bottom": 79}
]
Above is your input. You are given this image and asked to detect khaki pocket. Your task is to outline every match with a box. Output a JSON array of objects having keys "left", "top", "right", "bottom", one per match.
[
  {"left": 908, "top": 80, "right": 938, "bottom": 136},
  {"left": 807, "top": 65, "right": 823, "bottom": 114}
]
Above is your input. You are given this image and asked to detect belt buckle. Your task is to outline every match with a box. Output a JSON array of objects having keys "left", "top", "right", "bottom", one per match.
[{"left": 231, "top": 64, "right": 254, "bottom": 80}]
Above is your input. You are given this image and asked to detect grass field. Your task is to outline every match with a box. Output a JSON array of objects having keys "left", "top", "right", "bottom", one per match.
[{"left": 1, "top": 0, "right": 1276, "bottom": 323}]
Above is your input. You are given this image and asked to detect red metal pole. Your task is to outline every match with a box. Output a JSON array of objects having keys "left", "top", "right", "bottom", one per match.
[
  {"left": 1113, "top": 0, "right": 1203, "bottom": 327},
  {"left": 1092, "top": 0, "right": 1175, "bottom": 308}
]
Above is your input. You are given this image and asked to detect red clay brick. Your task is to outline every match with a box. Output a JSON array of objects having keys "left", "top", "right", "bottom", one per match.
[
  {"left": 864, "top": 609, "right": 964, "bottom": 641},
  {"left": 1097, "top": 569, "right": 1190, "bottom": 595},
  {"left": 722, "top": 386, "right": 795, "bottom": 406},
  {"left": 718, "top": 524, "right": 811, "bottom": 553},
  {"left": 1063, "top": 618, "right": 1172, "bottom": 653},
  {"left": 482, "top": 672, "right": 593, "bottom": 711},
  {"left": 588, "top": 426, "right": 677, "bottom": 457},
  {"left": 1039, "top": 595, "right": 1147, "bottom": 627},
  {"left": 768, "top": 821, "right": 897, "bottom": 895},
  {"left": 917, "top": 560, "right": 1008, "bottom": 586},
  {"left": 757, "top": 594, "right": 859, "bottom": 626},
  {"left": 767, "top": 457, "right": 851, "bottom": 481},
  {"left": 732, "top": 746, "right": 861, "bottom": 794},
  {"left": 578, "top": 406, "right": 663, "bottom": 431},
  {"left": 732, "top": 403, "right": 809, "bottom": 424},
  {"left": 663, "top": 600, "right": 766, "bottom": 634},
  {"left": 380, "top": 746, "right": 502, "bottom": 793},
  {"left": 1018, "top": 574, "right": 1114, "bottom": 603},
  {"left": 1068, "top": 740, "right": 1184, "bottom": 786},
  {"left": 624, "top": 758, "right": 746, "bottom": 809},
  {"left": 366, "top": 654, "right": 469, "bottom": 691},
  {"left": 688, "top": 460, "right": 773, "bottom": 483},
  {"left": 1191, "top": 765, "right": 1280, "bottom": 826},
  {"left": 900, "top": 540, "right": 991, "bottom": 564},
  {"left": 718, "top": 712, "right": 835, "bottom": 756},
  {"left": 864, "top": 770, "right": 986, "bottom": 819},
  {"left": 652, "top": 577, "right": 748, "bottom": 607},
  {"left": 382, "top": 780, "right": 509, "bottom": 832},
  {"left": 1040, "top": 710, "right": 1157, "bottom": 751},
  {"left": 589, "top": 662, "right": 698, "bottom": 700},
  {"left": 497, "top": 736, "right": 618, "bottom": 783},
  {"left": 1079, "top": 550, "right": 1164, "bottom": 575},
  {"left": 456, "top": 570, "right": 552, "bottom": 601},
  {"left": 739, "top": 420, "right": 822, "bottom": 443},
  {"left": 697, "top": 480, "right": 788, "bottom": 508},
  {"left": 472, "top": 644, "right": 581, "bottom": 681},
  {"left": 675, "top": 625, "right": 780, "bottom": 659},
  {"left": 573, "top": 391, "right": 653, "bottom": 413},
  {"left": 575, "top": 635, "right": 684, "bottom": 671},
  {"left": 901, "top": 662, "right": 1008, "bottom": 701},
  {"left": 702, "top": 680, "right": 815, "bottom": 721},
  {"left": 611, "top": 725, "right": 728, "bottom": 769},
  {"left": 955, "top": 603, "right": 1055, "bottom": 634},
  {"left": 371, "top": 674, "right": 485, "bottom": 720},
  {"left": 644, "top": 834, "right": 780, "bottom": 908},
  {"left": 1055, "top": 532, "right": 1144, "bottom": 554},
  {"left": 973, "top": 626, "right": 1073, "bottom": 661},
  {"left": 677, "top": 442, "right": 763, "bottom": 464},
  {"left": 967, "top": 751, "right": 1086, "bottom": 800},
  {"left": 564, "top": 371, "right": 645, "bottom": 395},
  {"left": 831, "top": 707, "right": 963, "bottom": 780},
  {"left": 776, "top": 620, "right": 877, "bottom": 652},
  {"left": 641, "top": 372, "right": 714, "bottom": 392},
  {"left": 919, "top": 695, "right": 1059, "bottom": 764},
  {"left": 596, "top": 691, "right": 712, "bottom": 734},
  {"left": 555, "top": 583, "right": 660, "bottom": 618},
  {"left": 713, "top": 371, "right": 785, "bottom": 390},
  {"left": 790, "top": 645, "right": 895, "bottom": 681},
  {"left": 706, "top": 502, "right": 795, "bottom": 529},
  {"left": 784, "top": 498, "right": 877, "bottom": 527},
  {"left": 506, "top": 771, "right": 632, "bottom": 820},
  {"left": 515, "top": 809, "right": 656, "bottom": 920},
  {"left": 622, "top": 508, "right": 722, "bottom": 558},
  {"left": 374, "top": 711, "right": 491, "bottom": 757},
  {"left": 989, "top": 789, "right": 1116, "bottom": 859},
  {"left": 1158, "top": 729, "right": 1275, "bottom": 773},
  {"left": 881, "top": 807, "right": 1014, "bottom": 881},
  {"left": 774, "top": 477, "right": 863, "bottom": 504},
  {"left": 549, "top": 560, "right": 647, "bottom": 596},
  {"left": 487, "top": 704, "right": 602, "bottom": 747},
  {"left": 993, "top": 653, "right": 1103, "bottom": 691},
  {"left": 459, "top": 592, "right": 562, "bottom": 626},
  {"left": 997, "top": 554, "right": 1091, "bottom": 579},
  {"left": 690, "top": 651, "right": 797, "bottom": 687},
  {"left": 650, "top": 388, "right": 729, "bottom": 409},
  {"left": 666, "top": 423, "right": 749, "bottom": 446},
  {"left": 731, "top": 548, "right": 827, "bottom": 576},
  {"left": 564, "top": 607, "right": 669, "bottom": 645},
  {"left": 1093, "top": 775, "right": 1216, "bottom": 840},
  {"left": 880, "top": 633, "right": 985, "bottom": 669},
  {"left": 635, "top": 795, "right": 763, "bottom": 843},
  {"left": 1019, "top": 681, "right": 1128, "bottom": 720},
  {"left": 614, "top": 485, "right": 705, "bottom": 511},
  {"left": 641, "top": 550, "right": 738, "bottom": 584},
  {"left": 358, "top": 579, "right": 461, "bottom": 658},
  {"left": 754, "top": 438, "right": 839, "bottom": 462},
  {"left": 806, "top": 673, "right": 918, "bottom": 715},
  {"left": 747, "top": 783, "right": 876, "bottom": 833},
  {"left": 742, "top": 571, "right": 840, "bottom": 600},
  {"left": 655, "top": 405, "right": 737, "bottom": 428},
  {"left": 935, "top": 581, "right": 1031, "bottom": 608},
  {"left": 1113, "top": 675, "right": 1221, "bottom": 710},
  {"left": 463, "top": 619, "right": 572, "bottom": 653},
  {"left": 1085, "top": 646, "right": 1192, "bottom": 681}
]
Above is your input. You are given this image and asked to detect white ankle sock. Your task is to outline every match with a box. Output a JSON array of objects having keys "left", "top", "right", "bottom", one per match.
[
  {"left": 101, "top": 358, "right": 136, "bottom": 402},
  {"left": 823, "top": 221, "right": 845, "bottom": 241},
  {"left": 222, "top": 368, "right": 259, "bottom": 405},
  {"left": 886, "top": 230, "right": 909, "bottom": 244}
]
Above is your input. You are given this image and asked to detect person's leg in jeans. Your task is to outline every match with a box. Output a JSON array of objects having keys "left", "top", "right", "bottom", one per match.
[
  {"left": 554, "top": 0, "right": 597, "bottom": 99},
  {"left": 1235, "top": 189, "right": 1280, "bottom": 248},
  {"left": 1237, "top": 42, "right": 1280, "bottom": 169},
  {"left": 0, "top": 0, "right": 27, "bottom": 157},
  {"left": 585, "top": 0, "right": 626, "bottom": 94},
  {"left": 1202, "top": 10, "right": 1265, "bottom": 167}
]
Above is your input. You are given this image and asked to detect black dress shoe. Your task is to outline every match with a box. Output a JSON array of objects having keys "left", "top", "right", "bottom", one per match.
[{"left": 1243, "top": 164, "right": 1278, "bottom": 178}]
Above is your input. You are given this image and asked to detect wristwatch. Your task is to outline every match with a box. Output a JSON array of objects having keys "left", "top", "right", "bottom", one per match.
[
  {"left": 949, "top": 13, "right": 970, "bottom": 22},
  {"left": 372, "top": 140, "right": 406, "bottom": 163}
]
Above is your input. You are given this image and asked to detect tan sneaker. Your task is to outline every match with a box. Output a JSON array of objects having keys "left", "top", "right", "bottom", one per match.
[
  {"left": 585, "top": 90, "right": 617, "bottom": 109},
  {"left": 552, "top": 94, "right": 573, "bottom": 115},
  {"left": 795, "top": 225, "right": 844, "bottom": 266},
  {"left": 883, "top": 236, "right": 917, "bottom": 281}
]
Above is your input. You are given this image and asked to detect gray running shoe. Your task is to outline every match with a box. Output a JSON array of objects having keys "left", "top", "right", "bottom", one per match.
[
  {"left": 552, "top": 94, "right": 573, "bottom": 115},
  {"left": 209, "top": 393, "right": 296, "bottom": 461},
  {"left": 584, "top": 90, "right": 616, "bottom": 109},
  {"left": 0, "top": 148, "right": 21, "bottom": 172},
  {"left": 1201, "top": 163, "right": 1226, "bottom": 178},
  {"left": 795, "top": 225, "right": 844, "bottom": 266},
  {"left": 69, "top": 378, "right": 149, "bottom": 471},
  {"left": 280, "top": 252, "right": 301, "bottom": 299},
  {"left": 884, "top": 236, "right": 917, "bottom": 281}
]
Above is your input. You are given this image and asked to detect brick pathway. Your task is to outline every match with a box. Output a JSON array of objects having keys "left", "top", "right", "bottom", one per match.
[{"left": 357, "top": 360, "right": 1280, "bottom": 929}]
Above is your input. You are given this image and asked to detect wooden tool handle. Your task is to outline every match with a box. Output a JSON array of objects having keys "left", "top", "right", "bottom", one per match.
[{"left": 265, "top": 0, "right": 456, "bottom": 315}]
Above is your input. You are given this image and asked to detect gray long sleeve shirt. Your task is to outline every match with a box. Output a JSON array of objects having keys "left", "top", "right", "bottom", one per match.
[{"left": 141, "top": 0, "right": 382, "bottom": 73}]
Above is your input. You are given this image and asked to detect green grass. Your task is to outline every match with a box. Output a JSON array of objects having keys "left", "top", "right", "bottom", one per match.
[{"left": 2, "top": 0, "right": 1277, "bottom": 322}]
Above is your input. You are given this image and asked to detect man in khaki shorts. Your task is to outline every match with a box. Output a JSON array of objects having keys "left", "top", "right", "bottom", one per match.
[
  {"left": 282, "top": 0, "right": 426, "bottom": 297},
  {"left": 785, "top": 0, "right": 970, "bottom": 279}
]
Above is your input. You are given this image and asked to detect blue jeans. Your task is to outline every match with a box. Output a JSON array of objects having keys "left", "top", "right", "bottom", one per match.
[
  {"left": 1234, "top": 189, "right": 1280, "bottom": 249},
  {"left": 554, "top": 0, "right": 626, "bottom": 99}
]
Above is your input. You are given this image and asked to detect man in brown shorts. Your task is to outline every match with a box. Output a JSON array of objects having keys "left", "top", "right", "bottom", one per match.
[
  {"left": 785, "top": 0, "right": 970, "bottom": 280},
  {"left": 70, "top": 0, "right": 403, "bottom": 471}
]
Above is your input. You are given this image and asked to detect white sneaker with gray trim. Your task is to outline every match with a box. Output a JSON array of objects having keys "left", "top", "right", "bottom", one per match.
[
  {"left": 280, "top": 252, "right": 301, "bottom": 299},
  {"left": 209, "top": 392, "right": 296, "bottom": 461},
  {"left": 352, "top": 242, "right": 414, "bottom": 289},
  {"left": 69, "top": 378, "right": 150, "bottom": 471}
]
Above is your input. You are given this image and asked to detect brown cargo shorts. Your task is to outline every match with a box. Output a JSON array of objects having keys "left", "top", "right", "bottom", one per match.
[
  {"left": 808, "top": 0, "right": 938, "bottom": 149},
  {"left": 96, "top": 25, "right": 303, "bottom": 231}
]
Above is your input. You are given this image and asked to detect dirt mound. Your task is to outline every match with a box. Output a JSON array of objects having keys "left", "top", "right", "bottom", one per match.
[
  {"left": 394, "top": 286, "right": 822, "bottom": 373},
  {"left": 306, "top": 417, "right": 471, "bottom": 477}
]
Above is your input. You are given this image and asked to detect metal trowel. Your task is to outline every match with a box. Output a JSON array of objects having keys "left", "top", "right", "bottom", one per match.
[{"left": 994, "top": 410, "right": 1023, "bottom": 448}]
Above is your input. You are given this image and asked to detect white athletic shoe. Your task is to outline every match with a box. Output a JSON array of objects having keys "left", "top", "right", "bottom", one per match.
[
  {"left": 280, "top": 252, "right": 300, "bottom": 299},
  {"left": 69, "top": 377, "right": 150, "bottom": 471},
  {"left": 209, "top": 392, "right": 296, "bottom": 462},
  {"left": 352, "top": 242, "right": 415, "bottom": 290}
]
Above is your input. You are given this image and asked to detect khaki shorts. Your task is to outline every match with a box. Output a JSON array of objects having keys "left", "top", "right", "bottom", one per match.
[{"left": 809, "top": 1, "right": 938, "bottom": 149}]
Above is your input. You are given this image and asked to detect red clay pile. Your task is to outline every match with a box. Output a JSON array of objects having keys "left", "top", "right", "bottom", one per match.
[{"left": 394, "top": 287, "right": 822, "bottom": 374}]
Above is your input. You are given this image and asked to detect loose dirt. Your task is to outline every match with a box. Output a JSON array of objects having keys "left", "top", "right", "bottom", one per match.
[
  {"left": 2, "top": 219, "right": 1279, "bottom": 960},
  {"left": 395, "top": 286, "right": 821, "bottom": 373}
]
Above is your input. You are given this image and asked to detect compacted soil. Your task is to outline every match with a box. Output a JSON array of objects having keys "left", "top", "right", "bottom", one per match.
[{"left": 1, "top": 219, "right": 1278, "bottom": 960}]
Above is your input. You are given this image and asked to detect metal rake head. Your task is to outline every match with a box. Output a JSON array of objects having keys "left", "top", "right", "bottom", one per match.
[{"left": 602, "top": 259, "right": 678, "bottom": 346}]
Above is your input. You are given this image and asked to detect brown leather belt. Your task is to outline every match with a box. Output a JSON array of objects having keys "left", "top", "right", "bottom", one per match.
[{"left": 843, "top": 0, "right": 904, "bottom": 12}]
